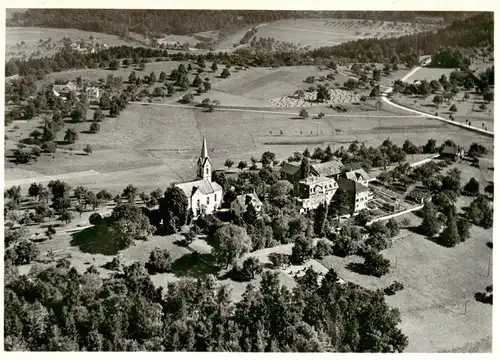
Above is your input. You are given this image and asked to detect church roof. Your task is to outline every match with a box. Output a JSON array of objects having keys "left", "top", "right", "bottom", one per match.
[{"left": 175, "top": 179, "right": 222, "bottom": 198}]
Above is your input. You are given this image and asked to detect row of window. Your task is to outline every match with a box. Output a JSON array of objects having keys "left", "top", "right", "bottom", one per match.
[{"left": 196, "top": 194, "right": 217, "bottom": 207}]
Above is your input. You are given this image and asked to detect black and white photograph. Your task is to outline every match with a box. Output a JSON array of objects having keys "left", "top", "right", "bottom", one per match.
[{"left": 2, "top": 2, "right": 496, "bottom": 353}]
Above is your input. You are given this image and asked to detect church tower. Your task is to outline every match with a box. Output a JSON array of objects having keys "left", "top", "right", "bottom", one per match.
[{"left": 197, "top": 137, "right": 212, "bottom": 181}]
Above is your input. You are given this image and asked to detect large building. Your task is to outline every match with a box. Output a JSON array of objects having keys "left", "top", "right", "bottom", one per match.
[
  {"left": 337, "top": 178, "right": 370, "bottom": 213},
  {"left": 175, "top": 138, "right": 223, "bottom": 217},
  {"left": 296, "top": 174, "right": 338, "bottom": 212}
]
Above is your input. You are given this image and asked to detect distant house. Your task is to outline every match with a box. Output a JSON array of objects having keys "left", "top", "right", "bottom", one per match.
[
  {"left": 337, "top": 178, "right": 370, "bottom": 214},
  {"left": 440, "top": 145, "right": 464, "bottom": 162},
  {"left": 86, "top": 86, "right": 100, "bottom": 101},
  {"left": 231, "top": 193, "right": 263, "bottom": 218},
  {"left": 53, "top": 82, "right": 78, "bottom": 98}
]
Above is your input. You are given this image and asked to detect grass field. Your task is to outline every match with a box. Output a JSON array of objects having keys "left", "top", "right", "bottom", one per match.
[
  {"left": 217, "top": 18, "right": 440, "bottom": 51},
  {"left": 6, "top": 27, "right": 146, "bottom": 60}
]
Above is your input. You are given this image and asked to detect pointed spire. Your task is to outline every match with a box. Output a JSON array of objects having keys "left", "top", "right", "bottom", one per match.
[{"left": 200, "top": 136, "right": 208, "bottom": 159}]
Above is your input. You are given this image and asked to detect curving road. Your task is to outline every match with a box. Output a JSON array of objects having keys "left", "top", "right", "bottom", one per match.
[{"left": 381, "top": 66, "right": 494, "bottom": 137}]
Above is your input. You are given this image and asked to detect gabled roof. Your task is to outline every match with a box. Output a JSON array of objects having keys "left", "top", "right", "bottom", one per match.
[
  {"left": 280, "top": 162, "right": 300, "bottom": 175},
  {"left": 441, "top": 145, "right": 459, "bottom": 155},
  {"left": 175, "top": 179, "right": 222, "bottom": 198},
  {"left": 311, "top": 159, "right": 343, "bottom": 177},
  {"left": 234, "top": 193, "right": 262, "bottom": 209},
  {"left": 337, "top": 178, "right": 369, "bottom": 194},
  {"left": 345, "top": 168, "right": 369, "bottom": 182}
]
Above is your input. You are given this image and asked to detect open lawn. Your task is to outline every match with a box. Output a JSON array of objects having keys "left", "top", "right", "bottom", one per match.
[
  {"left": 319, "top": 215, "right": 493, "bottom": 352},
  {"left": 5, "top": 102, "right": 494, "bottom": 194},
  {"left": 6, "top": 27, "right": 146, "bottom": 60}
]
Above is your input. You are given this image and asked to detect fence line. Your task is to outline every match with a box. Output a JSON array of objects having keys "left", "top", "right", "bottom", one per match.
[{"left": 366, "top": 204, "right": 424, "bottom": 226}]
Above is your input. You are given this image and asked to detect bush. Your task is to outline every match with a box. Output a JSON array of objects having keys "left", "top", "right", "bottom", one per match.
[
  {"left": 6, "top": 240, "right": 39, "bottom": 266},
  {"left": 268, "top": 252, "right": 290, "bottom": 269},
  {"left": 231, "top": 257, "right": 263, "bottom": 281},
  {"left": 89, "top": 212, "right": 103, "bottom": 225},
  {"left": 314, "top": 239, "right": 332, "bottom": 259},
  {"left": 384, "top": 281, "right": 404, "bottom": 296},
  {"left": 146, "top": 247, "right": 172, "bottom": 274},
  {"left": 364, "top": 251, "right": 390, "bottom": 277}
]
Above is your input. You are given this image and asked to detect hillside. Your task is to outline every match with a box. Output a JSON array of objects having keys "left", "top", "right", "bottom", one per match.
[{"left": 7, "top": 10, "right": 480, "bottom": 38}]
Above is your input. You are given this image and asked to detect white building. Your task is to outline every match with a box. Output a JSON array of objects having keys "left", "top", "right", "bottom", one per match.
[
  {"left": 297, "top": 175, "right": 338, "bottom": 212},
  {"left": 175, "top": 138, "right": 223, "bottom": 217},
  {"left": 231, "top": 193, "right": 263, "bottom": 218},
  {"left": 86, "top": 86, "right": 100, "bottom": 101}
]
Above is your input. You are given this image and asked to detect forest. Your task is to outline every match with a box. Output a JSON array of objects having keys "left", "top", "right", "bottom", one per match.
[
  {"left": 5, "top": 13, "right": 493, "bottom": 78},
  {"left": 7, "top": 10, "right": 479, "bottom": 37}
]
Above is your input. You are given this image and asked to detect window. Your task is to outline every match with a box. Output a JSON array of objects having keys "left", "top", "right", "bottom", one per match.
[
  {"left": 207, "top": 196, "right": 210, "bottom": 205},
  {"left": 214, "top": 194, "right": 217, "bottom": 202},
  {"left": 197, "top": 199, "right": 200, "bottom": 207},
  {"left": 206, "top": 167, "right": 209, "bottom": 174}
]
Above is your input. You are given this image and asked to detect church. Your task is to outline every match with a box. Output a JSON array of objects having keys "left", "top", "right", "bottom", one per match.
[{"left": 175, "top": 137, "right": 223, "bottom": 217}]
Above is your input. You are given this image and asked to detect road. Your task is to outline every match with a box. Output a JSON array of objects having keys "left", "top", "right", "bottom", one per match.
[{"left": 381, "top": 67, "right": 494, "bottom": 137}]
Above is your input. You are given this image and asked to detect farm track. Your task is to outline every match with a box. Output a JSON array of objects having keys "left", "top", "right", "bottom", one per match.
[{"left": 129, "top": 101, "right": 425, "bottom": 118}]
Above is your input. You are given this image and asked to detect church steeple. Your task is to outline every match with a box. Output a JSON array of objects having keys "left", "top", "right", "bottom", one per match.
[{"left": 197, "top": 137, "right": 211, "bottom": 181}]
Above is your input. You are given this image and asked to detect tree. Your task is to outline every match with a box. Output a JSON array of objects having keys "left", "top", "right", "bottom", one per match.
[
  {"left": 146, "top": 247, "right": 172, "bottom": 274},
  {"left": 291, "top": 235, "right": 315, "bottom": 265},
  {"left": 212, "top": 224, "right": 251, "bottom": 268},
  {"left": 238, "top": 161, "right": 247, "bottom": 171},
  {"left": 439, "top": 214, "right": 460, "bottom": 247},
  {"left": 128, "top": 71, "right": 136, "bottom": 83},
  {"left": 89, "top": 212, "right": 103, "bottom": 225},
  {"left": 268, "top": 180, "right": 293, "bottom": 206},
  {"left": 423, "top": 138, "right": 437, "bottom": 154},
  {"left": 468, "top": 143, "right": 487, "bottom": 158},
  {"left": 152, "top": 87, "right": 164, "bottom": 98},
  {"left": 300, "top": 157, "right": 311, "bottom": 179},
  {"left": 316, "top": 85, "right": 330, "bottom": 102},
  {"left": 122, "top": 184, "right": 138, "bottom": 204},
  {"left": 13, "top": 148, "right": 31, "bottom": 164},
  {"left": 268, "top": 252, "right": 290, "bottom": 269},
  {"left": 432, "top": 95, "right": 443, "bottom": 108},
  {"left": 239, "top": 257, "right": 263, "bottom": 280},
  {"left": 192, "top": 75, "right": 202, "bottom": 87},
  {"left": 99, "top": 92, "right": 111, "bottom": 110},
  {"left": 261, "top": 151, "right": 276, "bottom": 167},
  {"left": 466, "top": 195, "right": 493, "bottom": 228},
  {"left": 463, "top": 177, "right": 480, "bottom": 196},
  {"left": 299, "top": 108, "right": 309, "bottom": 119},
  {"left": 64, "top": 128, "right": 78, "bottom": 144},
  {"left": 313, "top": 203, "right": 329, "bottom": 236},
  {"left": 79, "top": 145, "right": 92, "bottom": 156},
  {"left": 386, "top": 218, "right": 400, "bottom": 237},
  {"left": 211, "top": 62, "right": 218, "bottom": 71},
  {"left": 109, "top": 102, "right": 120, "bottom": 117},
  {"left": 483, "top": 91, "right": 493, "bottom": 103},
  {"left": 6, "top": 240, "right": 40, "bottom": 265},
  {"left": 449, "top": 104, "right": 457, "bottom": 112},
  {"left": 93, "top": 108, "right": 105, "bottom": 122},
  {"left": 457, "top": 218, "right": 471, "bottom": 242},
  {"left": 224, "top": 159, "right": 234, "bottom": 170},
  {"left": 89, "top": 121, "right": 100, "bottom": 134},
  {"left": 364, "top": 251, "right": 390, "bottom": 277},
  {"left": 419, "top": 201, "right": 440, "bottom": 236},
  {"left": 372, "top": 68, "right": 381, "bottom": 81},
  {"left": 221, "top": 68, "right": 230, "bottom": 78},
  {"left": 329, "top": 188, "right": 353, "bottom": 217},
  {"left": 159, "top": 186, "right": 189, "bottom": 233}
]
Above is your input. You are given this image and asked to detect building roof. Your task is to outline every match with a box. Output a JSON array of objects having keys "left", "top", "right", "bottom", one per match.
[
  {"left": 54, "top": 81, "right": 77, "bottom": 93},
  {"left": 337, "top": 178, "right": 369, "bottom": 194},
  {"left": 175, "top": 179, "right": 222, "bottom": 198},
  {"left": 234, "top": 193, "right": 262, "bottom": 209},
  {"left": 344, "top": 168, "right": 369, "bottom": 182},
  {"left": 299, "top": 174, "right": 335, "bottom": 186},
  {"left": 311, "top": 159, "right": 343, "bottom": 177},
  {"left": 441, "top": 145, "right": 459, "bottom": 155},
  {"left": 280, "top": 162, "right": 300, "bottom": 176}
]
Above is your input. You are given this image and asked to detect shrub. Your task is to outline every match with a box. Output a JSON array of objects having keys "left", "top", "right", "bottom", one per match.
[
  {"left": 89, "top": 212, "right": 103, "bottom": 225},
  {"left": 146, "top": 247, "right": 172, "bottom": 274},
  {"left": 314, "top": 239, "right": 332, "bottom": 259},
  {"left": 6, "top": 240, "right": 40, "bottom": 266},
  {"left": 268, "top": 252, "right": 290, "bottom": 269},
  {"left": 384, "top": 281, "right": 404, "bottom": 295},
  {"left": 364, "top": 251, "right": 390, "bottom": 277}
]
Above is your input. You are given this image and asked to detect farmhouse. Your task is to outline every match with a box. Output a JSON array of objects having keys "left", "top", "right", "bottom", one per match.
[
  {"left": 231, "top": 193, "right": 263, "bottom": 218},
  {"left": 440, "top": 145, "right": 464, "bottom": 162},
  {"left": 85, "top": 86, "right": 100, "bottom": 101},
  {"left": 337, "top": 178, "right": 370, "bottom": 213},
  {"left": 297, "top": 174, "right": 338, "bottom": 212},
  {"left": 175, "top": 138, "right": 223, "bottom": 217},
  {"left": 280, "top": 162, "right": 302, "bottom": 183},
  {"left": 53, "top": 81, "right": 78, "bottom": 98}
]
